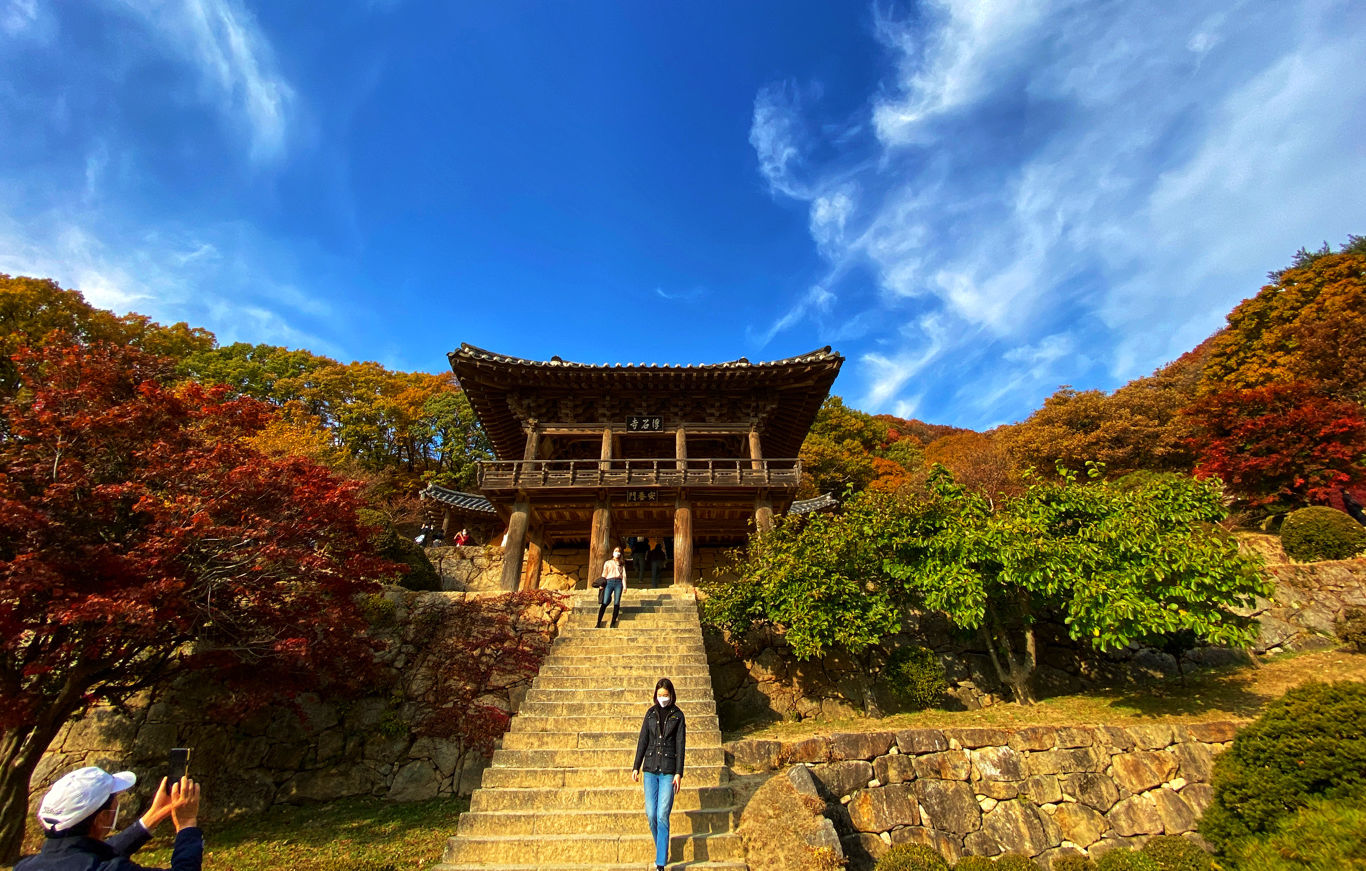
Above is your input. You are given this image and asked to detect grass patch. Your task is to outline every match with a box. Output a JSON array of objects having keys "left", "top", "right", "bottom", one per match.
[
  {"left": 726, "top": 647, "right": 1366, "bottom": 741},
  {"left": 15, "top": 795, "right": 467, "bottom": 871}
]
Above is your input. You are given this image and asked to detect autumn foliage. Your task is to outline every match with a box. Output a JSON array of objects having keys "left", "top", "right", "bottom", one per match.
[
  {"left": 401, "top": 590, "right": 569, "bottom": 792},
  {"left": 0, "top": 336, "right": 397, "bottom": 859},
  {"left": 1185, "top": 381, "right": 1366, "bottom": 508}
]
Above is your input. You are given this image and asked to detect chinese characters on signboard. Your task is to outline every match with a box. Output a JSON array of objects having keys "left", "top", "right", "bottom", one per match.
[
  {"left": 627, "top": 416, "right": 663, "bottom": 431},
  {"left": 627, "top": 491, "right": 660, "bottom": 503}
]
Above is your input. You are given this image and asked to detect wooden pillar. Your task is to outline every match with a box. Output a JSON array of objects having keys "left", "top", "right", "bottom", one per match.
[
  {"left": 600, "top": 427, "right": 613, "bottom": 467},
  {"left": 749, "top": 427, "right": 764, "bottom": 471},
  {"left": 523, "top": 424, "right": 541, "bottom": 462},
  {"left": 521, "top": 538, "right": 543, "bottom": 591},
  {"left": 500, "top": 496, "right": 530, "bottom": 591},
  {"left": 755, "top": 493, "right": 774, "bottom": 535},
  {"left": 673, "top": 493, "right": 693, "bottom": 586},
  {"left": 676, "top": 426, "right": 687, "bottom": 472},
  {"left": 588, "top": 497, "right": 613, "bottom": 586},
  {"left": 440, "top": 506, "right": 453, "bottom": 537}
]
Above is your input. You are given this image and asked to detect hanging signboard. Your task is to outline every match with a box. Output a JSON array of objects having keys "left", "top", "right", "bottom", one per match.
[{"left": 627, "top": 416, "right": 664, "bottom": 432}]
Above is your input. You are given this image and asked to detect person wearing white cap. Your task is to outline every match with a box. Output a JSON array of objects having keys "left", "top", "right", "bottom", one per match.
[{"left": 15, "top": 766, "right": 202, "bottom": 871}]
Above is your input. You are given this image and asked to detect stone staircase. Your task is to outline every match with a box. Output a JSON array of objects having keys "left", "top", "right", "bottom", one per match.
[{"left": 435, "top": 588, "right": 748, "bottom": 871}]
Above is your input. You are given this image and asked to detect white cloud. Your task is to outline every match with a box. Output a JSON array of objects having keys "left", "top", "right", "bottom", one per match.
[
  {"left": 1, "top": 0, "right": 36, "bottom": 35},
  {"left": 748, "top": 0, "right": 1366, "bottom": 428},
  {"left": 109, "top": 0, "right": 295, "bottom": 163}
]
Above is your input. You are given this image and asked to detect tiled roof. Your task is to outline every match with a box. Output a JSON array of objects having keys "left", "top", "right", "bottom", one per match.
[
  {"left": 451, "top": 343, "right": 841, "bottom": 371},
  {"left": 788, "top": 492, "right": 838, "bottom": 516},
  {"left": 420, "top": 484, "right": 497, "bottom": 515}
]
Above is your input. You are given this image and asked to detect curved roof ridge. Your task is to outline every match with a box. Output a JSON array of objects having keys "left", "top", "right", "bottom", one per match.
[{"left": 452, "top": 343, "right": 840, "bottom": 370}]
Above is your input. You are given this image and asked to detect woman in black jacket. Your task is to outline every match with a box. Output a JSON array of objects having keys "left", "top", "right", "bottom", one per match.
[{"left": 631, "top": 677, "right": 685, "bottom": 871}]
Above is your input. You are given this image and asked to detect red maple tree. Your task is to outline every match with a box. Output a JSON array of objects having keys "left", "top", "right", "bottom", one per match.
[
  {"left": 0, "top": 337, "right": 397, "bottom": 860},
  {"left": 1185, "top": 380, "right": 1366, "bottom": 508},
  {"left": 403, "top": 590, "right": 568, "bottom": 794}
]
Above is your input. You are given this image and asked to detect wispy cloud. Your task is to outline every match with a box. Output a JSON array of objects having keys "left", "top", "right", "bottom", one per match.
[
  {"left": 748, "top": 0, "right": 1366, "bottom": 428},
  {"left": 109, "top": 0, "right": 295, "bottom": 163}
]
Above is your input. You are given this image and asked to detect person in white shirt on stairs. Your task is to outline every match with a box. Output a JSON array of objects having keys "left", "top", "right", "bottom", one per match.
[{"left": 596, "top": 547, "right": 628, "bottom": 628}]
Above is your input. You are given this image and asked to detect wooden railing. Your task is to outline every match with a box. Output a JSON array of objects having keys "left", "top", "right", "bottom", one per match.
[{"left": 477, "top": 458, "right": 802, "bottom": 490}]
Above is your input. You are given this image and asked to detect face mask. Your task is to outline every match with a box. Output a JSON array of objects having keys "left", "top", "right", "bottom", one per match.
[{"left": 656, "top": 695, "right": 672, "bottom": 707}]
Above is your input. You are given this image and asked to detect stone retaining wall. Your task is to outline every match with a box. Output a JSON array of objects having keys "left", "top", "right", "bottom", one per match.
[
  {"left": 30, "top": 589, "right": 566, "bottom": 824},
  {"left": 727, "top": 721, "right": 1238, "bottom": 869}
]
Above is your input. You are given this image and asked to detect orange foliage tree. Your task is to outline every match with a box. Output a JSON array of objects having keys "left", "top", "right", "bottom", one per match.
[{"left": 1201, "top": 244, "right": 1366, "bottom": 401}]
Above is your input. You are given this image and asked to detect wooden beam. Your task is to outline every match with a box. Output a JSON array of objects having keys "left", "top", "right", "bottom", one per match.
[
  {"left": 521, "top": 538, "right": 543, "bottom": 591},
  {"left": 499, "top": 497, "right": 530, "bottom": 591},
  {"left": 673, "top": 493, "right": 693, "bottom": 586},
  {"left": 755, "top": 493, "right": 774, "bottom": 535},
  {"left": 587, "top": 497, "right": 612, "bottom": 586},
  {"left": 676, "top": 425, "right": 687, "bottom": 472}
]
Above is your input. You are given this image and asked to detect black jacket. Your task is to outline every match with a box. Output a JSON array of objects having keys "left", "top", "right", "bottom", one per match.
[
  {"left": 15, "top": 822, "right": 203, "bottom": 871},
  {"left": 633, "top": 704, "right": 686, "bottom": 776}
]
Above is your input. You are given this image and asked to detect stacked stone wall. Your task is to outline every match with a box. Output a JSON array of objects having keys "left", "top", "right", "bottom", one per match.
[
  {"left": 727, "top": 721, "right": 1237, "bottom": 868},
  {"left": 29, "top": 589, "right": 567, "bottom": 824}
]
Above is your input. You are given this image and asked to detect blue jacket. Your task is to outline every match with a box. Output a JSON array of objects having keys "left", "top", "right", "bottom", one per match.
[{"left": 15, "top": 821, "right": 202, "bottom": 871}]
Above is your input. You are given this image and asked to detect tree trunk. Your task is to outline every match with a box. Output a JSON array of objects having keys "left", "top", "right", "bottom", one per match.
[
  {"left": 858, "top": 649, "right": 883, "bottom": 717},
  {"left": 0, "top": 718, "right": 70, "bottom": 863},
  {"left": 985, "top": 600, "right": 1037, "bottom": 705}
]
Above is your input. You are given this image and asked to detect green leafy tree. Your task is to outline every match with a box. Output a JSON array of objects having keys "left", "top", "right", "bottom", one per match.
[
  {"left": 705, "top": 467, "right": 1267, "bottom": 707},
  {"left": 885, "top": 466, "right": 1266, "bottom": 703},
  {"left": 702, "top": 491, "right": 906, "bottom": 713}
]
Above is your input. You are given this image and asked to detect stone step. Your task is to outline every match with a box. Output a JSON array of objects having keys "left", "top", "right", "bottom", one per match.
[
  {"left": 554, "top": 628, "right": 703, "bottom": 639},
  {"left": 535, "top": 668, "right": 715, "bottom": 682},
  {"left": 549, "top": 645, "right": 708, "bottom": 658},
  {"left": 470, "top": 784, "right": 736, "bottom": 813},
  {"left": 458, "top": 807, "right": 742, "bottom": 836},
  {"left": 491, "top": 746, "right": 726, "bottom": 769},
  {"left": 517, "top": 700, "right": 716, "bottom": 717},
  {"left": 524, "top": 685, "right": 715, "bottom": 698},
  {"left": 478, "top": 763, "right": 729, "bottom": 789},
  {"left": 510, "top": 715, "right": 722, "bottom": 733},
  {"left": 525, "top": 687, "right": 715, "bottom": 704},
  {"left": 501, "top": 730, "right": 723, "bottom": 751},
  {"left": 440, "top": 832, "right": 745, "bottom": 865},
  {"left": 532, "top": 669, "right": 713, "bottom": 683},
  {"left": 541, "top": 653, "right": 711, "bottom": 666}
]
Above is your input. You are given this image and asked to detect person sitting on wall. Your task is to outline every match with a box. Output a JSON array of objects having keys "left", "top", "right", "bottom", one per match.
[
  {"left": 453, "top": 527, "right": 472, "bottom": 546},
  {"left": 17, "top": 766, "right": 202, "bottom": 871}
]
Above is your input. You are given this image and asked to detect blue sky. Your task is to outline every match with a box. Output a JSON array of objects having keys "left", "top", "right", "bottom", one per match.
[{"left": 2, "top": 1, "right": 1364, "bottom": 430}]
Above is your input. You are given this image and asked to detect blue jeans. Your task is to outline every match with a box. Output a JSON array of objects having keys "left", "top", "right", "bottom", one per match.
[
  {"left": 642, "top": 771, "right": 675, "bottom": 866},
  {"left": 596, "top": 578, "right": 622, "bottom": 626}
]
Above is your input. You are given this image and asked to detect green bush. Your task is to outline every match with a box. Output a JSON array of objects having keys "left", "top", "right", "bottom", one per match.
[
  {"left": 1199, "top": 681, "right": 1366, "bottom": 851},
  {"left": 884, "top": 644, "right": 948, "bottom": 710},
  {"left": 1279, "top": 506, "right": 1366, "bottom": 562},
  {"left": 1137, "top": 835, "right": 1212, "bottom": 870},
  {"left": 1224, "top": 798, "right": 1366, "bottom": 870},
  {"left": 1093, "top": 850, "right": 1157, "bottom": 871},
  {"left": 876, "top": 844, "right": 951, "bottom": 871},
  {"left": 1050, "top": 857, "right": 1095, "bottom": 871},
  {"left": 952, "top": 858, "right": 996, "bottom": 871},
  {"left": 1336, "top": 608, "right": 1366, "bottom": 653},
  {"left": 358, "top": 508, "right": 441, "bottom": 591},
  {"left": 992, "top": 856, "right": 1042, "bottom": 871}
]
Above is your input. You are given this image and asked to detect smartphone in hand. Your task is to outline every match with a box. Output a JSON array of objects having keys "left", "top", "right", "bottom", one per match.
[{"left": 166, "top": 748, "right": 191, "bottom": 791}]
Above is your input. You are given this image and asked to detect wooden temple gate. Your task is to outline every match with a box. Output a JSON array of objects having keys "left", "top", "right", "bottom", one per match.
[{"left": 448, "top": 344, "right": 843, "bottom": 591}]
